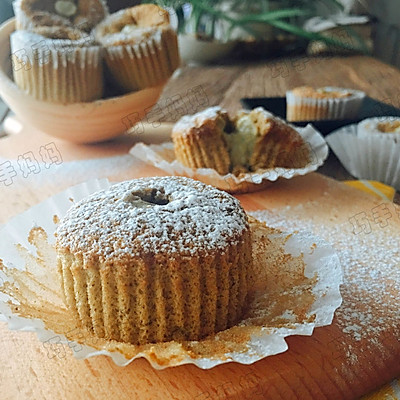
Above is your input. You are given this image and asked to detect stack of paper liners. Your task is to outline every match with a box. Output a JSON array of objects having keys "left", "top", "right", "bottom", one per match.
[{"left": 327, "top": 121, "right": 400, "bottom": 190}]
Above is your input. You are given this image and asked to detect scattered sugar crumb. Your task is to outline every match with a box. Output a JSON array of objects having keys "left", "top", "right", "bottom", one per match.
[{"left": 251, "top": 204, "right": 400, "bottom": 365}]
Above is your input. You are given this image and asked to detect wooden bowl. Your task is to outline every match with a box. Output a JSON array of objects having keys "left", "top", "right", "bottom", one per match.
[{"left": 0, "top": 18, "right": 166, "bottom": 144}]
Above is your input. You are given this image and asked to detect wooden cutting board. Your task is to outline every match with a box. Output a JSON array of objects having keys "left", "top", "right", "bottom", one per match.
[{"left": 0, "top": 128, "right": 399, "bottom": 400}]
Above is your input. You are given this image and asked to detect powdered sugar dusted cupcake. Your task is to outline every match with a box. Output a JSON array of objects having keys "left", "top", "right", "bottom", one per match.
[
  {"left": 11, "top": 27, "right": 103, "bottom": 103},
  {"left": 13, "top": 0, "right": 109, "bottom": 32},
  {"left": 172, "top": 106, "right": 310, "bottom": 175},
  {"left": 56, "top": 177, "right": 252, "bottom": 344},
  {"left": 286, "top": 86, "right": 365, "bottom": 122},
  {"left": 358, "top": 117, "right": 400, "bottom": 140},
  {"left": 172, "top": 107, "right": 232, "bottom": 175},
  {"left": 94, "top": 4, "right": 180, "bottom": 92}
]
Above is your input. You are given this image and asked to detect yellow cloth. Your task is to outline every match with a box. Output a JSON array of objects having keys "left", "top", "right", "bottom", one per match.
[
  {"left": 362, "top": 378, "right": 400, "bottom": 399},
  {"left": 345, "top": 180, "right": 398, "bottom": 399},
  {"left": 344, "top": 180, "right": 395, "bottom": 202}
]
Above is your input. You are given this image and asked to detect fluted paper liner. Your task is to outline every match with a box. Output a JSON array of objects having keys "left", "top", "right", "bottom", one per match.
[
  {"left": 326, "top": 123, "right": 400, "bottom": 190},
  {"left": 0, "top": 179, "right": 342, "bottom": 369},
  {"left": 286, "top": 87, "right": 365, "bottom": 121},
  {"left": 129, "top": 124, "right": 329, "bottom": 194},
  {"left": 103, "top": 28, "right": 179, "bottom": 91},
  {"left": 10, "top": 30, "right": 103, "bottom": 103}
]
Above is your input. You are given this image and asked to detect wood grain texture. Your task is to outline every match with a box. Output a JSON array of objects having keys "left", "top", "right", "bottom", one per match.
[
  {"left": 0, "top": 172, "right": 399, "bottom": 400},
  {"left": 159, "top": 56, "right": 400, "bottom": 120},
  {"left": 0, "top": 56, "right": 400, "bottom": 400}
]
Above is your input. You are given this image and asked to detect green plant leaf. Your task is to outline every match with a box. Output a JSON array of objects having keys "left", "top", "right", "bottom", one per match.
[
  {"left": 267, "top": 19, "right": 370, "bottom": 54},
  {"left": 236, "top": 8, "right": 312, "bottom": 23},
  {"left": 149, "top": 0, "right": 369, "bottom": 53}
]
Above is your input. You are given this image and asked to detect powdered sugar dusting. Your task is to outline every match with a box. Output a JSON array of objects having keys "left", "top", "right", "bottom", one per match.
[
  {"left": 56, "top": 177, "right": 248, "bottom": 261},
  {"left": 172, "top": 106, "right": 225, "bottom": 134},
  {"left": 10, "top": 30, "right": 101, "bottom": 69},
  {"left": 251, "top": 205, "right": 400, "bottom": 363}
]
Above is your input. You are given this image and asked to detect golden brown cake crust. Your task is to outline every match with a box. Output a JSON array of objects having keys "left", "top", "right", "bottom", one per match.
[
  {"left": 92, "top": 4, "right": 179, "bottom": 92},
  {"left": 56, "top": 177, "right": 249, "bottom": 262},
  {"left": 242, "top": 108, "right": 310, "bottom": 170},
  {"left": 172, "top": 107, "right": 231, "bottom": 174},
  {"left": 291, "top": 86, "right": 353, "bottom": 99},
  {"left": 15, "top": 0, "right": 108, "bottom": 32},
  {"left": 32, "top": 25, "right": 87, "bottom": 40},
  {"left": 94, "top": 4, "right": 171, "bottom": 46},
  {"left": 56, "top": 177, "right": 252, "bottom": 344},
  {"left": 377, "top": 120, "right": 400, "bottom": 133},
  {"left": 172, "top": 107, "right": 310, "bottom": 173}
]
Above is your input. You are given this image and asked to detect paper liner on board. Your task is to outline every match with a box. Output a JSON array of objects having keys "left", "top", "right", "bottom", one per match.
[
  {"left": 326, "top": 123, "right": 400, "bottom": 190},
  {"left": 0, "top": 179, "right": 342, "bottom": 370},
  {"left": 357, "top": 116, "right": 400, "bottom": 141},
  {"left": 129, "top": 124, "right": 328, "bottom": 193},
  {"left": 286, "top": 87, "right": 365, "bottom": 121}
]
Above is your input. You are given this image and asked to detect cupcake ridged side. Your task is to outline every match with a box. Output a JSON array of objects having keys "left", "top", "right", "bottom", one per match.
[
  {"left": 11, "top": 29, "right": 103, "bottom": 103},
  {"left": 58, "top": 233, "right": 250, "bottom": 344},
  {"left": 56, "top": 177, "right": 252, "bottom": 345},
  {"left": 103, "top": 28, "right": 179, "bottom": 92},
  {"left": 172, "top": 107, "right": 231, "bottom": 174}
]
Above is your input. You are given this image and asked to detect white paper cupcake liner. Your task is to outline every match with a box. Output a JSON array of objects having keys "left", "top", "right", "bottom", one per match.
[
  {"left": 357, "top": 116, "right": 400, "bottom": 140},
  {"left": 0, "top": 179, "right": 342, "bottom": 369},
  {"left": 129, "top": 124, "right": 328, "bottom": 193},
  {"left": 99, "top": 26, "right": 179, "bottom": 91},
  {"left": 326, "top": 124, "right": 400, "bottom": 190},
  {"left": 10, "top": 30, "right": 103, "bottom": 103},
  {"left": 286, "top": 87, "right": 365, "bottom": 121}
]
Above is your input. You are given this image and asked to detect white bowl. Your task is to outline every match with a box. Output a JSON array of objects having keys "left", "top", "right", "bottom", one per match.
[
  {"left": 0, "top": 18, "right": 166, "bottom": 144},
  {"left": 178, "top": 34, "right": 236, "bottom": 64}
]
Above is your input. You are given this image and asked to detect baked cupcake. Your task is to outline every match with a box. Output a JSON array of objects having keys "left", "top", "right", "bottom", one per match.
[
  {"left": 93, "top": 4, "right": 180, "bottom": 92},
  {"left": 228, "top": 107, "right": 310, "bottom": 171},
  {"left": 358, "top": 117, "right": 400, "bottom": 140},
  {"left": 286, "top": 86, "right": 365, "bottom": 122},
  {"left": 56, "top": 177, "right": 252, "bottom": 345},
  {"left": 172, "top": 107, "right": 232, "bottom": 175},
  {"left": 13, "top": 0, "right": 109, "bottom": 32},
  {"left": 11, "top": 27, "right": 103, "bottom": 103},
  {"left": 172, "top": 106, "right": 310, "bottom": 174}
]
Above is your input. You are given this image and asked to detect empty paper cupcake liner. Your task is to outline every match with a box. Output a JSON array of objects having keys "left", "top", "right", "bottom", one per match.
[
  {"left": 0, "top": 179, "right": 342, "bottom": 369},
  {"left": 129, "top": 124, "right": 329, "bottom": 194},
  {"left": 286, "top": 87, "right": 365, "bottom": 121},
  {"left": 326, "top": 123, "right": 400, "bottom": 190}
]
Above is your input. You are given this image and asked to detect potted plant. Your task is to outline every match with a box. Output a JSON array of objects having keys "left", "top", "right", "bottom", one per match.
[{"left": 150, "top": 0, "right": 369, "bottom": 63}]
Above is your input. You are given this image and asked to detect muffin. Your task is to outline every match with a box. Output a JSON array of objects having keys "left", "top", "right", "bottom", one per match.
[
  {"left": 171, "top": 107, "right": 232, "bottom": 175},
  {"left": 358, "top": 117, "right": 400, "bottom": 140},
  {"left": 13, "top": 0, "right": 109, "bottom": 32},
  {"left": 10, "top": 27, "right": 103, "bottom": 103},
  {"left": 172, "top": 106, "right": 310, "bottom": 174},
  {"left": 56, "top": 177, "right": 252, "bottom": 345},
  {"left": 286, "top": 86, "right": 365, "bottom": 122},
  {"left": 228, "top": 107, "right": 310, "bottom": 172},
  {"left": 93, "top": 4, "right": 180, "bottom": 92}
]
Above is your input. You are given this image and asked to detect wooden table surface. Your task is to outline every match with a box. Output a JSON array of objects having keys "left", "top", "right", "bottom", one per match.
[{"left": 1, "top": 55, "right": 400, "bottom": 399}]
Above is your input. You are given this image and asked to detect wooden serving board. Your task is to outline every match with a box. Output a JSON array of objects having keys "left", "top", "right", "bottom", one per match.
[{"left": 0, "top": 128, "right": 400, "bottom": 400}]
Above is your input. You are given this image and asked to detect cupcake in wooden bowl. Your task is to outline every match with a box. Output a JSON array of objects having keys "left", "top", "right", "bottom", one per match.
[
  {"left": 13, "top": 0, "right": 109, "bottom": 32},
  {"left": 10, "top": 26, "right": 103, "bottom": 103},
  {"left": 94, "top": 4, "right": 180, "bottom": 93},
  {"left": 0, "top": 16, "right": 169, "bottom": 143}
]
